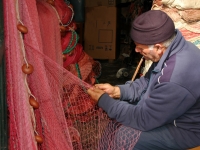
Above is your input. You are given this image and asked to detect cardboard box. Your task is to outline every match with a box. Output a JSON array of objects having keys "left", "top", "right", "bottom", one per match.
[
  {"left": 85, "top": 0, "right": 119, "bottom": 7},
  {"left": 84, "top": 6, "right": 119, "bottom": 59}
]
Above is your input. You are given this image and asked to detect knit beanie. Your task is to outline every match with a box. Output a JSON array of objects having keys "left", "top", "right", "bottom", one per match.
[{"left": 130, "top": 10, "right": 175, "bottom": 45}]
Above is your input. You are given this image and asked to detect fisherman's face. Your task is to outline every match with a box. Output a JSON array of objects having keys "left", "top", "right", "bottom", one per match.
[{"left": 134, "top": 42, "right": 165, "bottom": 62}]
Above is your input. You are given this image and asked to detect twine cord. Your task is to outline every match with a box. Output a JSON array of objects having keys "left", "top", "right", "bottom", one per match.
[
  {"left": 51, "top": 5, "right": 63, "bottom": 26},
  {"left": 75, "top": 63, "right": 82, "bottom": 79},
  {"left": 50, "top": 2, "right": 74, "bottom": 27},
  {"left": 16, "top": 0, "right": 28, "bottom": 65},
  {"left": 63, "top": 4, "right": 74, "bottom": 27},
  {"left": 63, "top": 31, "right": 79, "bottom": 54},
  {"left": 15, "top": 0, "right": 38, "bottom": 145}
]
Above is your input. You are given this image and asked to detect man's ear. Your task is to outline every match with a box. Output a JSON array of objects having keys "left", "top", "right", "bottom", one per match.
[
  {"left": 154, "top": 44, "right": 162, "bottom": 50},
  {"left": 154, "top": 44, "right": 165, "bottom": 55}
]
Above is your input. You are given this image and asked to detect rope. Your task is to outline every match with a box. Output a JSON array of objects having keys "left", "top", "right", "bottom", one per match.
[
  {"left": 75, "top": 63, "right": 82, "bottom": 79},
  {"left": 15, "top": 0, "right": 38, "bottom": 147},
  {"left": 63, "top": 31, "right": 79, "bottom": 54},
  {"left": 63, "top": 4, "right": 74, "bottom": 27}
]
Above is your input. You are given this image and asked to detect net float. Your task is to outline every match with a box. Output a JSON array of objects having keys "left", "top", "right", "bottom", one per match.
[
  {"left": 60, "top": 26, "right": 67, "bottom": 37},
  {"left": 46, "top": 0, "right": 55, "bottom": 6},
  {"left": 22, "top": 64, "right": 34, "bottom": 74},
  {"left": 63, "top": 54, "right": 67, "bottom": 61},
  {"left": 35, "top": 135, "right": 43, "bottom": 144},
  {"left": 29, "top": 97, "right": 39, "bottom": 109},
  {"left": 60, "top": 26, "right": 67, "bottom": 32},
  {"left": 17, "top": 24, "right": 28, "bottom": 34}
]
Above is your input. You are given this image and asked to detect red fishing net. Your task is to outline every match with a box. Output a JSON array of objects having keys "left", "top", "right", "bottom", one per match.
[{"left": 3, "top": 0, "right": 141, "bottom": 149}]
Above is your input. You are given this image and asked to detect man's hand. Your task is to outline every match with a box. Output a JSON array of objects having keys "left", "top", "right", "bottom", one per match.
[
  {"left": 95, "top": 83, "right": 120, "bottom": 99},
  {"left": 87, "top": 87, "right": 105, "bottom": 103}
]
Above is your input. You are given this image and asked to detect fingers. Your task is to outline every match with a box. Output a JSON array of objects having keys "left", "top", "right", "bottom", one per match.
[
  {"left": 95, "top": 83, "right": 111, "bottom": 90},
  {"left": 94, "top": 84, "right": 105, "bottom": 89},
  {"left": 87, "top": 86, "right": 105, "bottom": 102},
  {"left": 87, "top": 87, "right": 94, "bottom": 95},
  {"left": 88, "top": 87, "right": 104, "bottom": 94}
]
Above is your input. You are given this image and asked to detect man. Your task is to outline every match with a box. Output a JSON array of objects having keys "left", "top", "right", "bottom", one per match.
[{"left": 87, "top": 10, "right": 200, "bottom": 149}]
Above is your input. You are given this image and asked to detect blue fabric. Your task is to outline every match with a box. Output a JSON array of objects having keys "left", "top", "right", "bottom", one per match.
[
  {"left": 133, "top": 126, "right": 182, "bottom": 150},
  {"left": 98, "top": 30, "right": 200, "bottom": 148}
]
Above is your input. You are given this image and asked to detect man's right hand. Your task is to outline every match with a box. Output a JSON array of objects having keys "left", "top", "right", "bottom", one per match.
[{"left": 94, "top": 83, "right": 120, "bottom": 99}]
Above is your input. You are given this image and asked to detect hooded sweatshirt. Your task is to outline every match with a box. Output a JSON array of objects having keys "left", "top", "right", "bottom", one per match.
[{"left": 98, "top": 30, "right": 200, "bottom": 147}]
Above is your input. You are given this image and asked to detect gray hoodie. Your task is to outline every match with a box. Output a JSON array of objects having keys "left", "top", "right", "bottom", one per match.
[{"left": 98, "top": 30, "right": 200, "bottom": 148}]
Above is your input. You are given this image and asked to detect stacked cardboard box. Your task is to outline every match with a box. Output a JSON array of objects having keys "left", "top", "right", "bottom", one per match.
[{"left": 84, "top": 0, "right": 120, "bottom": 59}]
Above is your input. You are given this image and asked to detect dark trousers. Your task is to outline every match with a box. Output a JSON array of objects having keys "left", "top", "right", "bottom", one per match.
[{"left": 133, "top": 126, "right": 183, "bottom": 150}]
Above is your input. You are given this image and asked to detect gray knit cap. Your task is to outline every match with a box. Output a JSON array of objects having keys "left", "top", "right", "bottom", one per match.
[{"left": 130, "top": 10, "right": 175, "bottom": 45}]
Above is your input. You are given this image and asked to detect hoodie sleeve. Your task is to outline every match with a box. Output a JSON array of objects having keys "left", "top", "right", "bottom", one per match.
[
  {"left": 98, "top": 82, "right": 196, "bottom": 131},
  {"left": 118, "top": 76, "right": 149, "bottom": 103},
  {"left": 117, "top": 62, "right": 156, "bottom": 103}
]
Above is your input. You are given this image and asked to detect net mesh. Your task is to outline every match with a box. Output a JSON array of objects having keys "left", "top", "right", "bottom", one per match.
[{"left": 4, "top": 0, "right": 141, "bottom": 149}]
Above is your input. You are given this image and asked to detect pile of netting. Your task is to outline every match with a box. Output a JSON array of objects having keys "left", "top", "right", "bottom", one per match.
[
  {"left": 152, "top": 0, "right": 200, "bottom": 49},
  {"left": 3, "top": 0, "right": 141, "bottom": 149}
]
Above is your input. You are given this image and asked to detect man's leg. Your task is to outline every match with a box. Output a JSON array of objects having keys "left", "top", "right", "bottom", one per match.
[{"left": 133, "top": 126, "right": 182, "bottom": 150}]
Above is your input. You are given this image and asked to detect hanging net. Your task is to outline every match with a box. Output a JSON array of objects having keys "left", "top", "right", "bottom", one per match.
[{"left": 3, "top": 0, "right": 141, "bottom": 149}]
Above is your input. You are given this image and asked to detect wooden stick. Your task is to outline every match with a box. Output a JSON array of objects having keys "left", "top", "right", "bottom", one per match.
[{"left": 131, "top": 56, "right": 144, "bottom": 81}]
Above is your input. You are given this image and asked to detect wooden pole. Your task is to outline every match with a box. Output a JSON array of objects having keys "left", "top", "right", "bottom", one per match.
[{"left": 131, "top": 56, "right": 144, "bottom": 81}]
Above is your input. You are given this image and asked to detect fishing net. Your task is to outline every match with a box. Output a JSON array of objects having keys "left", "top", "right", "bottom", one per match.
[{"left": 3, "top": 0, "right": 141, "bottom": 149}]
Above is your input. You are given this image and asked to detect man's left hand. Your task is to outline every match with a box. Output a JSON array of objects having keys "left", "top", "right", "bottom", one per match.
[{"left": 87, "top": 87, "right": 105, "bottom": 103}]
